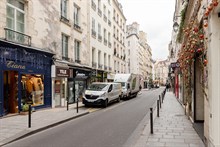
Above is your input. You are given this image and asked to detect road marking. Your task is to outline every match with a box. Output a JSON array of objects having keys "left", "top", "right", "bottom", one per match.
[{"left": 88, "top": 108, "right": 101, "bottom": 113}]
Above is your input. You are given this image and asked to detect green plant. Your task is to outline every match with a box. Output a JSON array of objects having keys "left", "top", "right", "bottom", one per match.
[
  {"left": 177, "top": 6, "right": 187, "bottom": 43},
  {"left": 22, "top": 104, "right": 29, "bottom": 112}
]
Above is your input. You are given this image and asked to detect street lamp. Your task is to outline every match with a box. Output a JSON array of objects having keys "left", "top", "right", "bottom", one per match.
[{"left": 173, "top": 22, "right": 179, "bottom": 32}]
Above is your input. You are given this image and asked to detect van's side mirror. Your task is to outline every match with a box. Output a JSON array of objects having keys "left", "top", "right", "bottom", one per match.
[{"left": 108, "top": 85, "right": 112, "bottom": 92}]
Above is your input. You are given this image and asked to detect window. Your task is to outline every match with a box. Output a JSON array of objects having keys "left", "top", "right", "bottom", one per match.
[
  {"left": 92, "top": 48, "right": 95, "bottom": 63},
  {"left": 98, "top": 51, "right": 101, "bottom": 65},
  {"left": 103, "top": 5, "right": 106, "bottom": 15},
  {"left": 74, "top": 4, "right": 80, "bottom": 27},
  {"left": 7, "top": 0, "right": 25, "bottom": 32},
  {"left": 128, "top": 41, "right": 130, "bottom": 46},
  {"left": 98, "top": 23, "right": 101, "bottom": 36},
  {"left": 108, "top": 32, "right": 111, "bottom": 42},
  {"left": 108, "top": 55, "right": 111, "bottom": 68},
  {"left": 6, "top": 0, "right": 25, "bottom": 43},
  {"left": 98, "top": 0, "right": 101, "bottom": 9},
  {"left": 74, "top": 40, "right": 80, "bottom": 61},
  {"left": 108, "top": 10, "right": 110, "bottom": 19},
  {"left": 61, "top": 0, "right": 68, "bottom": 18},
  {"left": 104, "top": 29, "right": 106, "bottom": 40},
  {"left": 104, "top": 53, "right": 106, "bottom": 66},
  {"left": 62, "top": 34, "right": 68, "bottom": 58},
  {"left": 92, "top": 18, "right": 95, "bottom": 31}
]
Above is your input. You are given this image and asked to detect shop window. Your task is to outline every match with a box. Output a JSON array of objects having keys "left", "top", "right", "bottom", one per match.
[{"left": 21, "top": 74, "right": 44, "bottom": 106}]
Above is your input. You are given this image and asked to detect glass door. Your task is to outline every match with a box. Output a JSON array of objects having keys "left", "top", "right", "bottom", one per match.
[
  {"left": 68, "top": 81, "right": 74, "bottom": 103},
  {"left": 3, "top": 71, "right": 18, "bottom": 114}
]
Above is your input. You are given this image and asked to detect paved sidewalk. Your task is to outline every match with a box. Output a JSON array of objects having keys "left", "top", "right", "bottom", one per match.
[
  {"left": 0, "top": 102, "right": 89, "bottom": 146},
  {"left": 135, "top": 91, "right": 205, "bottom": 147}
]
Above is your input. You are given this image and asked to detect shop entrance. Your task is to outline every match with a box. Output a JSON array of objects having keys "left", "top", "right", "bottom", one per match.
[{"left": 3, "top": 71, "right": 18, "bottom": 114}]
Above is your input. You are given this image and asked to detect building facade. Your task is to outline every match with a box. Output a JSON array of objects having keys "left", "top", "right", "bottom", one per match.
[
  {"left": 171, "top": 0, "right": 220, "bottom": 146},
  {"left": 154, "top": 60, "right": 169, "bottom": 86},
  {"left": 112, "top": 0, "right": 126, "bottom": 74},
  {"left": 0, "top": 0, "right": 55, "bottom": 116},
  {"left": 126, "top": 22, "right": 153, "bottom": 87}
]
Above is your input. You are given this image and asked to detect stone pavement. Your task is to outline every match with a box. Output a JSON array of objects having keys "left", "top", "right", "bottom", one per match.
[
  {"left": 0, "top": 102, "right": 89, "bottom": 146},
  {"left": 135, "top": 91, "right": 205, "bottom": 147}
]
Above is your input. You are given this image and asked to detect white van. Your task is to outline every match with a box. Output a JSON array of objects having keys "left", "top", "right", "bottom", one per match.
[
  {"left": 114, "top": 73, "right": 140, "bottom": 99},
  {"left": 82, "top": 82, "right": 122, "bottom": 107}
]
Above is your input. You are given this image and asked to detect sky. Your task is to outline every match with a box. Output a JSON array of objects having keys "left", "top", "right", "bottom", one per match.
[{"left": 118, "top": 0, "right": 176, "bottom": 60}]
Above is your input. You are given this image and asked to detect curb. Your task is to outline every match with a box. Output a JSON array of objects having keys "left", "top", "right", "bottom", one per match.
[{"left": 0, "top": 111, "right": 90, "bottom": 146}]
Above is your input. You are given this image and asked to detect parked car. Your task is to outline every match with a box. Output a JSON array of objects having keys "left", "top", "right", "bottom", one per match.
[{"left": 82, "top": 82, "right": 122, "bottom": 107}]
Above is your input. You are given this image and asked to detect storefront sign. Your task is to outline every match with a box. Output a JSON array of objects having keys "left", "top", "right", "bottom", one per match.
[
  {"left": 6, "top": 61, "right": 26, "bottom": 69},
  {"left": 56, "top": 68, "right": 70, "bottom": 77}
]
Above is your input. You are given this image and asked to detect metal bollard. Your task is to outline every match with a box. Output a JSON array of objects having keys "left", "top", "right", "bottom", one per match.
[
  {"left": 28, "top": 104, "right": 31, "bottom": 128},
  {"left": 159, "top": 95, "right": 161, "bottom": 108},
  {"left": 150, "top": 108, "right": 153, "bottom": 134},
  {"left": 157, "top": 100, "right": 159, "bottom": 117},
  {"left": 67, "top": 100, "right": 69, "bottom": 111},
  {"left": 76, "top": 98, "right": 79, "bottom": 113}
]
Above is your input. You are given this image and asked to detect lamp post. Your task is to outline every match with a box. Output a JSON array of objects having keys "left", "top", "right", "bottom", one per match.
[{"left": 173, "top": 22, "right": 179, "bottom": 32}]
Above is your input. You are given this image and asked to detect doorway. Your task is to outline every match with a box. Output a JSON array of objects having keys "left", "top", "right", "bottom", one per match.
[{"left": 3, "top": 71, "right": 19, "bottom": 114}]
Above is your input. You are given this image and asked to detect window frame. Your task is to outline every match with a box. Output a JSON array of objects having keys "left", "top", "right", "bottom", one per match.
[{"left": 62, "top": 34, "right": 69, "bottom": 58}]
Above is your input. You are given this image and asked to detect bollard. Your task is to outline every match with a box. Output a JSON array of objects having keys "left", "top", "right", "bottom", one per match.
[
  {"left": 159, "top": 95, "right": 161, "bottom": 108},
  {"left": 150, "top": 108, "right": 153, "bottom": 134},
  {"left": 28, "top": 104, "right": 31, "bottom": 128},
  {"left": 76, "top": 98, "right": 79, "bottom": 113},
  {"left": 67, "top": 100, "right": 69, "bottom": 111},
  {"left": 157, "top": 100, "right": 159, "bottom": 117}
]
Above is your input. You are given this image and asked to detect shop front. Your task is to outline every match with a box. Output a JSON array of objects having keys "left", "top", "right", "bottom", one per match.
[
  {"left": 0, "top": 41, "right": 53, "bottom": 116},
  {"left": 51, "top": 62, "right": 71, "bottom": 108},
  {"left": 68, "top": 66, "right": 92, "bottom": 103}
]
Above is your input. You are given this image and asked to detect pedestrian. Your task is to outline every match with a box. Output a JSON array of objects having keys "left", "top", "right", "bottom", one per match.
[{"left": 139, "top": 85, "right": 142, "bottom": 91}]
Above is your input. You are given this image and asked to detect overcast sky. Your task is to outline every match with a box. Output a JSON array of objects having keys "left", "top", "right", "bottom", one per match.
[{"left": 118, "top": 0, "right": 175, "bottom": 60}]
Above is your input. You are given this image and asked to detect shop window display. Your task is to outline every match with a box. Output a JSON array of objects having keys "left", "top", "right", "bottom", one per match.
[{"left": 21, "top": 74, "right": 44, "bottom": 106}]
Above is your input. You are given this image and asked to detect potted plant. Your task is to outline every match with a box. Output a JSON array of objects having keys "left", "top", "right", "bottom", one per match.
[{"left": 20, "top": 104, "right": 30, "bottom": 115}]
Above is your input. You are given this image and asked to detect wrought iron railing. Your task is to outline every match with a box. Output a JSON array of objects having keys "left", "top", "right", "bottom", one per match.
[
  {"left": 91, "top": 0, "right": 96, "bottom": 11},
  {"left": 4, "top": 28, "right": 31, "bottom": 46}
]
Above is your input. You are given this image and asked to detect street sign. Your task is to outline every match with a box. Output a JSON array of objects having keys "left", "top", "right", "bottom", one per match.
[{"left": 171, "top": 62, "right": 180, "bottom": 69}]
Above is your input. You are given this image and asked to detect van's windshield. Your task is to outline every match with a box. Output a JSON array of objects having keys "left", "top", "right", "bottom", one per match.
[
  {"left": 87, "top": 84, "right": 109, "bottom": 91},
  {"left": 115, "top": 82, "right": 125, "bottom": 87}
]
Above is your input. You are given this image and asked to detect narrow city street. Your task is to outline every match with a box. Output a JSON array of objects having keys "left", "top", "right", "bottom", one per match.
[{"left": 5, "top": 88, "right": 164, "bottom": 147}]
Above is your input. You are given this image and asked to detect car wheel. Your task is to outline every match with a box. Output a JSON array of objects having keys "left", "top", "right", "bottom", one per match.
[{"left": 103, "top": 99, "right": 108, "bottom": 108}]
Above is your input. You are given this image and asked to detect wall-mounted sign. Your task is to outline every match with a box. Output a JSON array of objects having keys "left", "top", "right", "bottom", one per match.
[
  {"left": 56, "top": 68, "right": 70, "bottom": 77},
  {"left": 171, "top": 62, "right": 180, "bottom": 69},
  {"left": 6, "top": 61, "right": 26, "bottom": 69}
]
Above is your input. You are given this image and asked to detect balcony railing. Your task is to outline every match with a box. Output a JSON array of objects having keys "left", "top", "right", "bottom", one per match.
[
  {"left": 91, "top": 0, "right": 96, "bottom": 11},
  {"left": 4, "top": 28, "right": 31, "bottom": 46},
  {"left": 62, "top": 56, "right": 70, "bottom": 61},
  {"left": 75, "top": 59, "right": 81, "bottom": 64},
  {"left": 74, "top": 24, "right": 81, "bottom": 31},
  {"left": 92, "top": 62, "right": 97, "bottom": 68}
]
